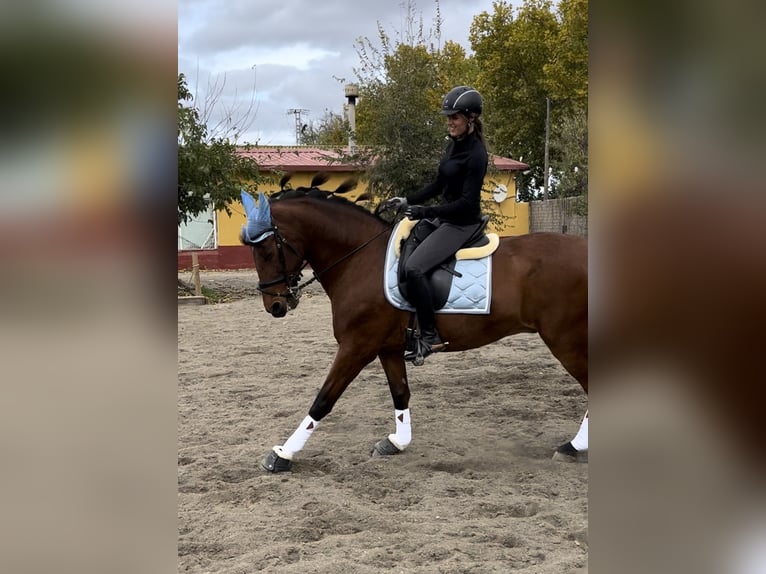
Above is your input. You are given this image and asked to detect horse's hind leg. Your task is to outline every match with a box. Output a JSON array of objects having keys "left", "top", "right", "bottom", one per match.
[
  {"left": 371, "top": 349, "right": 412, "bottom": 456},
  {"left": 540, "top": 328, "right": 589, "bottom": 461},
  {"left": 553, "top": 411, "right": 589, "bottom": 462},
  {"left": 541, "top": 326, "right": 588, "bottom": 395}
]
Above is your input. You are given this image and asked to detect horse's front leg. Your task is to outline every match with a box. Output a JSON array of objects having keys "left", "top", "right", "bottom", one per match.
[
  {"left": 261, "top": 344, "right": 377, "bottom": 473},
  {"left": 370, "top": 349, "right": 412, "bottom": 457}
]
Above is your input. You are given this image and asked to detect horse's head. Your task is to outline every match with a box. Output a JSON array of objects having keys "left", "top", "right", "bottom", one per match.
[
  {"left": 240, "top": 190, "right": 306, "bottom": 317},
  {"left": 240, "top": 174, "right": 386, "bottom": 317}
]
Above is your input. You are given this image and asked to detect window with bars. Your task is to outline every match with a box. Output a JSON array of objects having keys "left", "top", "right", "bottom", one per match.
[{"left": 178, "top": 203, "right": 217, "bottom": 250}]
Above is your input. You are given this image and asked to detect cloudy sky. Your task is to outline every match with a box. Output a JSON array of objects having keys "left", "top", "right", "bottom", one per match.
[{"left": 178, "top": 0, "right": 499, "bottom": 145}]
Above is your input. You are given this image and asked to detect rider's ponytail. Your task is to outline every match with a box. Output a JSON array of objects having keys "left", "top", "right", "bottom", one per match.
[{"left": 471, "top": 115, "right": 486, "bottom": 148}]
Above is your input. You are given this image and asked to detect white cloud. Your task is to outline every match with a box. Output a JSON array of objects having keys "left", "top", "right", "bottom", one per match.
[
  {"left": 200, "top": 44, "right": 340, "bottom": 73},
  {"left": 178, "top": 0, "right": 498, "bottom": 145}
]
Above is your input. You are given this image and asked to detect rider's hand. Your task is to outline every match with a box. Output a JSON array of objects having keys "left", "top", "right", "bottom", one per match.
[
  {"left": 404, "top": 205, "right": 427, "bottom": 220},
  {"left": 383, "top": 196, "right": 407, "bottom": 211}
]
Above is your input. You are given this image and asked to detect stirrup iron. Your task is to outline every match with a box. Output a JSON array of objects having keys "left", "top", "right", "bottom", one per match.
[{"left": 405, "top": 330, "right": 447, "bottom": 366}]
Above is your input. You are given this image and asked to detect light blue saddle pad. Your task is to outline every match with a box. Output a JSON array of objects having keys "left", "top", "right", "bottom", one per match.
[{"left": 383, "top": 220, "right": 493, "bottom": 315}]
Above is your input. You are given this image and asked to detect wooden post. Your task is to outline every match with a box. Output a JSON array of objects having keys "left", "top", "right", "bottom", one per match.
[{"left": 192, "top": 252, "right": 202, "bottom": 296}]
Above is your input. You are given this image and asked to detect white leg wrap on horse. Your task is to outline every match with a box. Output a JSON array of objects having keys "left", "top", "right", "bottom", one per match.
[
  {"left": 280, "top": 415, "right": 319, "bottom": 458},
  {"left": 570, "top": 411, "right": 588, "bottom": 451},
  {"left": 388, "top": 408, "right": 411, "bottom": 450}
]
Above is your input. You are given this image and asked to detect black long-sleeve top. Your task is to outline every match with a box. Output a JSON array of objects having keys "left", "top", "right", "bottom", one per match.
[{"left": 406, "top": 130, "right": 488, "bottom": 225}]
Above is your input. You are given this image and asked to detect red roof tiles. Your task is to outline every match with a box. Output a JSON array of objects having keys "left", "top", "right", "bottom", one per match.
[
  {"left": 237, "top": 147, "right": 350, "bottom": 172},
  {"left": 237, "top": 146, "right": 528, "bottom": 172}
]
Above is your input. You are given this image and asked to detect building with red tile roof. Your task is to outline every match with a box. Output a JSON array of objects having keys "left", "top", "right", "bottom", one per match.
[{"left": 178, "top": 146, "right": 530, "bottom": 270}]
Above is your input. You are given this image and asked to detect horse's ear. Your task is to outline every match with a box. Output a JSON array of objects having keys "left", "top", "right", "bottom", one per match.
[
  {"left": 279, "top": 173, "right": 293, "bottom": 190},
  {"left": 334, "top": 177, "right": 359, "bottom": 195},
  {"left": 310, "top": 172, "right": 330, "bottom": 188},
  {"left": 354, "top": 192, "right": 372, "bottom": 203},
  {"left": 241, "top": 191, "right": 274, "bottom": 244},
  {"left": 241, "top": 190, "right": 257, "bottom": 215}
]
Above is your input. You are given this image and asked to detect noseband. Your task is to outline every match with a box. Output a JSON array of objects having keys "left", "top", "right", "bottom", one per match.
[{"left": 254, "top": 225, "right": 309, "bottom": 305}]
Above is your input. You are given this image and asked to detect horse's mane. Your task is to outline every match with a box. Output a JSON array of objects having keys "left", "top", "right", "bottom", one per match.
[{"left": 270, "top": 172, "right": 385, "bottom": 223}]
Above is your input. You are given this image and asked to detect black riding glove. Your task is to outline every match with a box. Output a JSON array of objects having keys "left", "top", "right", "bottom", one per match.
[{"left": 404, "top": 205, "right": 427, "bottom": 220}]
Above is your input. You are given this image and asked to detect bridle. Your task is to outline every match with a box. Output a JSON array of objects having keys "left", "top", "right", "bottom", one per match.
[
  {"left": 253, "top": 225, "right": 308, "bottom": 306},
  {"left": 253, "top": 221, "right": 393, "bottom": 306}
]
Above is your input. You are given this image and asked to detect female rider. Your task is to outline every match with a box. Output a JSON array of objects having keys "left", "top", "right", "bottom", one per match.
[{"left": 385, "top": 86, "right": 488, "bottom": 363}]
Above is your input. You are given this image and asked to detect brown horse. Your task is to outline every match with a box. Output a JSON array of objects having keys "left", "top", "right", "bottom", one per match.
[{"left": 240, "top": 176, "right": 588, "bottom": 472}]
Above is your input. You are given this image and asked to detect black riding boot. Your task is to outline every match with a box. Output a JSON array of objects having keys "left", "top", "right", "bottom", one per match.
[
  {"left": 417, "top": 314, "right": 446, "bottom": 352},
  {"left": 421, "top": 328, "right": 443, "bottom": 348},
  {"left": 404, "top": 272, "right": 446, "bottom": 363}
]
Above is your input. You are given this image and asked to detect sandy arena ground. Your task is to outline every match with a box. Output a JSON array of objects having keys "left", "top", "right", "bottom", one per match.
[{"left": 178, "top": 270, "right": 588, "bottom": 573}]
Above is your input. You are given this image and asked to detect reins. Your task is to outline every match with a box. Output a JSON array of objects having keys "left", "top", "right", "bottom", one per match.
[
  {"left": 256, "top": 220, "right": 395, "bottom": 303},
  {"left": 307, "top": 224, "right": 394, "bottom": 285}
]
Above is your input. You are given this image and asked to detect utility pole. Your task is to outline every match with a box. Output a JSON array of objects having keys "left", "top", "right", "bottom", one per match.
[
  {"left": 543, "top": 97, "right": 550, "bottom": 200},
  {"left": 287, "top": 108, "right": 309, "bottom": 145}
]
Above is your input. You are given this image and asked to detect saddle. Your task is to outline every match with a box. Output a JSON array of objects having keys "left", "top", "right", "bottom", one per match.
[{"left": 396, "top": 216, "right": 498, "bottom": 310}]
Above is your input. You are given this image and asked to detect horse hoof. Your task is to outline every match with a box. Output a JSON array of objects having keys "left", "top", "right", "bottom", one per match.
[
  {"left": 370, "top": 437, "right": 402, "bottom": 457},
  {"left": 552, "top": 442, "right": 588, "bottom": 463},
  {"left": 261, "top": 449, "right": 293, "bottom": 473}
]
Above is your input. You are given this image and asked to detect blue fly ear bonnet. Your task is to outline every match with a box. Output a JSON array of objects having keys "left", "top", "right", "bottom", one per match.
[{"left": 241, "top": 190, "right": 274, "bottom": 243}]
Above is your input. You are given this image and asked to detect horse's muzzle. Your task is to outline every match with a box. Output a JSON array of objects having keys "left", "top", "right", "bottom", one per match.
[{"left": 269, "top": 300, "right": 288, "bottom": 318}]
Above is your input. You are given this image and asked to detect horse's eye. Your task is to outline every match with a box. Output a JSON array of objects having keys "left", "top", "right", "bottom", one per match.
[{"left": 253, "top": 243, "right": 272, "bottom": 261}]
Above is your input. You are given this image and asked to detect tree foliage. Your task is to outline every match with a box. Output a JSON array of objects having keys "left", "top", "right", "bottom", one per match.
[
  {"left": 545, "top": 0, "right": 588, "bottom": 110},
  {"left": 299, "top": 110, "right": 350, "bottom": 146},
  {"left": 471, "top": 0, "right": 558, "bottom": 200},
  {"left": 354, "top": 43, "right": 445, "bottom": 198},
  {"left": 349, "top": 0, "right": 480, "bottom": 203},
  {"left": 308, "top": 0, "right": 587, "bottom": 208},
  {"left": 549, "top": 103, "right": 587, "bottom": 202},
  {"left": 545, "top": 0, "right": 588, "bottom": 205},
  {"left": 178, "top": 74, "right": 261, "bottom": 224},
  {"left": 471, "top": 0, "right": 588, "bottom": 202}
]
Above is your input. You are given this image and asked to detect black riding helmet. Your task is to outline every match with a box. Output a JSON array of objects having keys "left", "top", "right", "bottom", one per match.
[{"left": 440, "top": 86, "right": 483, "bottom": 116}]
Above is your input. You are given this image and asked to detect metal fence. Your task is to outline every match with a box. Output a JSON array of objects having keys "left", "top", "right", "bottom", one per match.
[{"left": 528, "top": 196, "right": 588, "bottom": 237}]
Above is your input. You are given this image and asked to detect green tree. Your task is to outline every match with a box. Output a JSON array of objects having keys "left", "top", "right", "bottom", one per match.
[
  {"left": 350, "top": 0, "right": 480, "bottom": 202},
  {"left": 434, "top": 41, "right": 479, "bottom": 90},
  {"left": 544, "top": 0, "right": 588, "bottom": 112},
  {"left": 470, "top": 0, "right": 587, "bottom": 203},
  {"left": 299, "top": 110, "right": 350, "bottom": 146},
  {"left": 545, "top": 0, "right": 588, "bottom": 210},
  {"left": 178, "top": 73, "right": 261, "bottom": 224},
  {"left": 549, "top": 103, "right": 587, "bottom": 203},
  {"left": 354, "top": 42, "right": 446, "bottom": 198},
  {"left": 471, "top": 0, "right": 560, "bottom": 200}
]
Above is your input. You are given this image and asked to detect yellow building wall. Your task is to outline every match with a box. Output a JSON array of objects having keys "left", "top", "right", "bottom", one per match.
[
  {"left": 482, "top": 171, "right": 530, "bottom": 237},
  {"left": 217, "top": 208, "right": 249, "bottom": 247},
  {"left": 216, "top": 170, "right": 528, "bottom": 247},
  {"left": 487, "top": 199, "right": 530, "bottom": 236}
]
